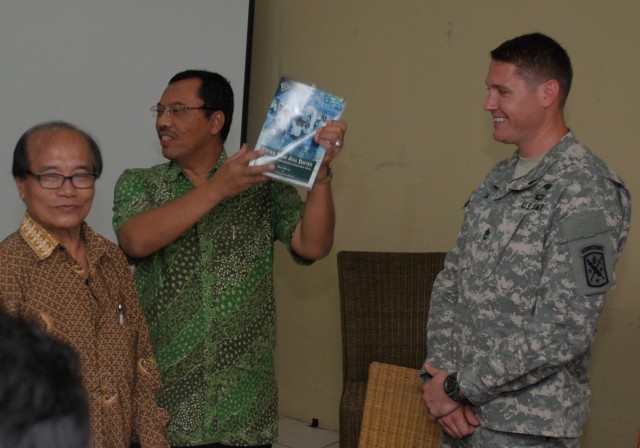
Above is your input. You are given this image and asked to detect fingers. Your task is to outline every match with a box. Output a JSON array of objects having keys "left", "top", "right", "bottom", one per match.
[
  {"left": 439, "top": 418, "right": 468, "bottom": 439},
  {"left": 228, "top": 143, "right": 249, "bottom": 160},
  {"left": 315, "top": 120, "right": 347, "bottom": 155},
  {"left": 211, "top": 146, "right": 275, "bottom": 200},
  {"left": 463, "top": 405, "right": 480, "bottom": 427},
  {"left": 230, "top": 144, "right": 263, "bottom": 164},
  {"left": 423, "top": 362, "right": 435, "bottom": 375},
  {"left": 437, "top": 407, "right": 477, "bottom": 439},
  {"left": 228, "top": 145, "right": 276, "bottom": 173},
  {"left": 423, "top": 362, "right": 445, "bottom": 378}
]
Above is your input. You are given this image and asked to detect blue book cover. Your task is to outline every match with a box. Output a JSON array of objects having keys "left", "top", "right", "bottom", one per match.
[{"left": 251, "top": 77, "right": 346, "bottom": 189}]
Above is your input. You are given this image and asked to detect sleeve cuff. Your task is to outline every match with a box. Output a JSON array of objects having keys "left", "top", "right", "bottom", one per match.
[{"left": 457, "top": 369, "right": 497, "bottom": 405}]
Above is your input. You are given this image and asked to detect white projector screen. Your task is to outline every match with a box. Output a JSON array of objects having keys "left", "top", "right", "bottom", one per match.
[{"left": 0, "top": 0, "right": 253, "bottom": 241}]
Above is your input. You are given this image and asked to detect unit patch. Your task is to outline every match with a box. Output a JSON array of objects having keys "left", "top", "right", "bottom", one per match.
[
  {"left": 561, "top": 210, "right": 615, "bottom": 296},
  {"left": 581, "top": 244, "right": 609, "bottom": 288}
]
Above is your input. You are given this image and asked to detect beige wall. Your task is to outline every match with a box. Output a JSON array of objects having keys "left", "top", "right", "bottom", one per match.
[{"left": 247, "top": 1, "right": 639, "bottom": 446}]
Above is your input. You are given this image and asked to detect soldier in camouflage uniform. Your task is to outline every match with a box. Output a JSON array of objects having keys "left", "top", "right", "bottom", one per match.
[{"left": 421, "top": 33, "right": 631, "bottom": 447}]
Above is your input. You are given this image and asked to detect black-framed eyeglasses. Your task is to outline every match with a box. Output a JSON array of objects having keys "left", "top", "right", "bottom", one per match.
[
  {"left": 150, "top": 104, "right": 214, "bottom": 118},
  {"left": 26, "top": 171, "right": 97, "bottom": 189}
]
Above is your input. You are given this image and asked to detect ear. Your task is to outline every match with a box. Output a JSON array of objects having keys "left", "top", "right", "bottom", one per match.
[
  {"left": 15, "top": 177, "right": 26, "bottom": 201},
  {"left": 208, "top": 111, "right": 226, "bottom": 137},
  {"left": 538, "top": 79, "right": 561, "bottom": 108}
]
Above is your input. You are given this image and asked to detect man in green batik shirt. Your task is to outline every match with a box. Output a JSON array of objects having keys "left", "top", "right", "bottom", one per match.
[{"left": 112, "top": 70, "right": 347, "bottom": 448}]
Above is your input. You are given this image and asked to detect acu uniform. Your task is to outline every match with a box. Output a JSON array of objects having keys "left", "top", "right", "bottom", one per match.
[{"left": 424, "top": 131, "right": 631, "bottom": 443}]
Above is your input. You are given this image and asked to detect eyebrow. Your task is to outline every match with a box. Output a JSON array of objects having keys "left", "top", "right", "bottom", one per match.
[
  {"left": 156, "top": 101, "right": 188, "bottom": 106},
  {"left": 486, "top": 81, "right": 510, "bottom": 91},
  {"left": 37, "top": 163, "right": 94, "bottom": 172}
]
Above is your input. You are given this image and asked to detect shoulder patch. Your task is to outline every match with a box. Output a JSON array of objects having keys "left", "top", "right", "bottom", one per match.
[
  {"left": 560, "top": 210, "right": 616, "bottom": 296},
  {"left": 581, "top": 244, "right": 609, "bottom": 288}
]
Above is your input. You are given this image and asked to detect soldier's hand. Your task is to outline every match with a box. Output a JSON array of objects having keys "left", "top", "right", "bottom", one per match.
[
  {"left": 437, "top": 405, "right": 479, "bottom": 439},
  {"left": 422, "top": 363, "right": 460, "bottom": 420}
]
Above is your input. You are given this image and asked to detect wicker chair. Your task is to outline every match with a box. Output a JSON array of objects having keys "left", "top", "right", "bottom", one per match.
[
  {"left": 338, "top": 251, "right": 446, "bottom": 448},
  {"left": 359, "top": 362, "right": 442, "bottom": 447}
]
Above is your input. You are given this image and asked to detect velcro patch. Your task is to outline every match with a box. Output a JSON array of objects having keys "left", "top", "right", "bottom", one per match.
[{"left": 560, "top": 210, "right": 616, "bottom": 296}]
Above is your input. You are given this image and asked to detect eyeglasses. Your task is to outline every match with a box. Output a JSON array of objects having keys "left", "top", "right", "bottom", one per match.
[
  {"left": 150, "top": 104, "right": 214, "bottom": 118},
  {"left": 26, "top": 171, "right": 97, "bottom": 189}
]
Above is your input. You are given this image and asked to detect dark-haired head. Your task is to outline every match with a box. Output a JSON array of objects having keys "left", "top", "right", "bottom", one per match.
[
  {"left": 0, "top": 306, "right": 90, "bottom": 448},
  {"left": 12, "top": 121, "right": 103, "bottom": 180},
  {"left": 491, "top": 33, "right": 573, "bottom": 108},
  {"left": 169, "top": 70, "right": 234, "bottom": 142}
]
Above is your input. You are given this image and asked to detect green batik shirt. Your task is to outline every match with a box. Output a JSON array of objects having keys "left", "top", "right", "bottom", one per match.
[{"left": 112, "top": 153, "right": 308, "bottom": 446}]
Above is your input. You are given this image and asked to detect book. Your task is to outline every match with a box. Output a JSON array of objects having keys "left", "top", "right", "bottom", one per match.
[{"left": 250, "top": 77, "right": 346, "bottom": 189}]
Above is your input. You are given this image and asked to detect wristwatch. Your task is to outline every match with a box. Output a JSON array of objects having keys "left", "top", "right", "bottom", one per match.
[{"left": 443, "top": 372, "right": 471, "bottom": 405}]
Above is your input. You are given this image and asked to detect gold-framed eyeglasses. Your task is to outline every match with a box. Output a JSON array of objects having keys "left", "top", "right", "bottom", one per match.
[
  {"left": 150, "top": 104, "right": 214, "bottom": 118},
  {"left": 26, "top": 171, "right": 97, "bottom": 189}
]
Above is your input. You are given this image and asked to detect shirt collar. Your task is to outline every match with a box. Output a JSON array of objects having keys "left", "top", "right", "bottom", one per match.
[
  {"left": 19, "top": 212, "right": 61, "bottom": 260},
  {"left": 165, "top": 151, "right": 228, "bottom": 181},
  {"left": 19, "top": 213, "right": 108, "bottom": 280}
]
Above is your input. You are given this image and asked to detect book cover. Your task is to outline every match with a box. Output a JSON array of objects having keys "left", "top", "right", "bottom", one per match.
[{"left": 251, "top": 77, "right": 346, "bottom": 189}]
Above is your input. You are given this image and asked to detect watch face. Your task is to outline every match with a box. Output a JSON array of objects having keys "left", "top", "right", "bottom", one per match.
[{"left": 443, "top": 374, "right": 458, "bottom": 394}]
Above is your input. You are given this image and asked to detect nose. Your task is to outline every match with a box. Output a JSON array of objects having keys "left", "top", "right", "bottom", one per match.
[
  {"left": 56, "top": 177, "right": 77, "bottom": 196},
  {"left": 156, "top": 108, "right": 173, "bottom": 128},
  {"left": 483, "top": 91, "right": 497, "bottom": 112}
]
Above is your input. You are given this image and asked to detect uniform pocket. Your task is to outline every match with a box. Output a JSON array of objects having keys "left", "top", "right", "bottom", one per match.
[{"left": 472, "top": 209, "right": 529, "bottom": 279}]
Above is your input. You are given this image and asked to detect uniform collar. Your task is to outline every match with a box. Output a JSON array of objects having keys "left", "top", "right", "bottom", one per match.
[{"left": 493, "top": 130, "right": 577, "bottom": 194}]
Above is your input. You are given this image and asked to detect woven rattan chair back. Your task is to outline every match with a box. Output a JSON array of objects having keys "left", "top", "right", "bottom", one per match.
[
  {"left": 338, "top": 251, "right": 446, "bottom": 448},
  {"left": 358, "top": 362, "right": 442, "bottom": 448}
]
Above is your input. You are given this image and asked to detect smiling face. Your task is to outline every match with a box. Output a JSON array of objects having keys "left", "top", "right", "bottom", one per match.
[
  {"left": 16, "top": 129, "right": 95, "bottom": 242},
  {"left": 155, "top": 77, "right": 223, "bottom": 165},
  {"left": 483, "top": 60, "right": 547, "bottom": 150}
]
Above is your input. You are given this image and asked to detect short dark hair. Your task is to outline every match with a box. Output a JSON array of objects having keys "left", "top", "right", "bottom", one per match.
[
  {"left": 169, "top": 70, "right": 234, "bottom": 142},
  {"left": 12, "top": 121, "right": 103, "bottom": 179},
  {"left": 0, "top": 306, "right": 90, "bottom": 448},
  {"left": 491, "top": 32, "right": 573, "bottom": 107}
]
